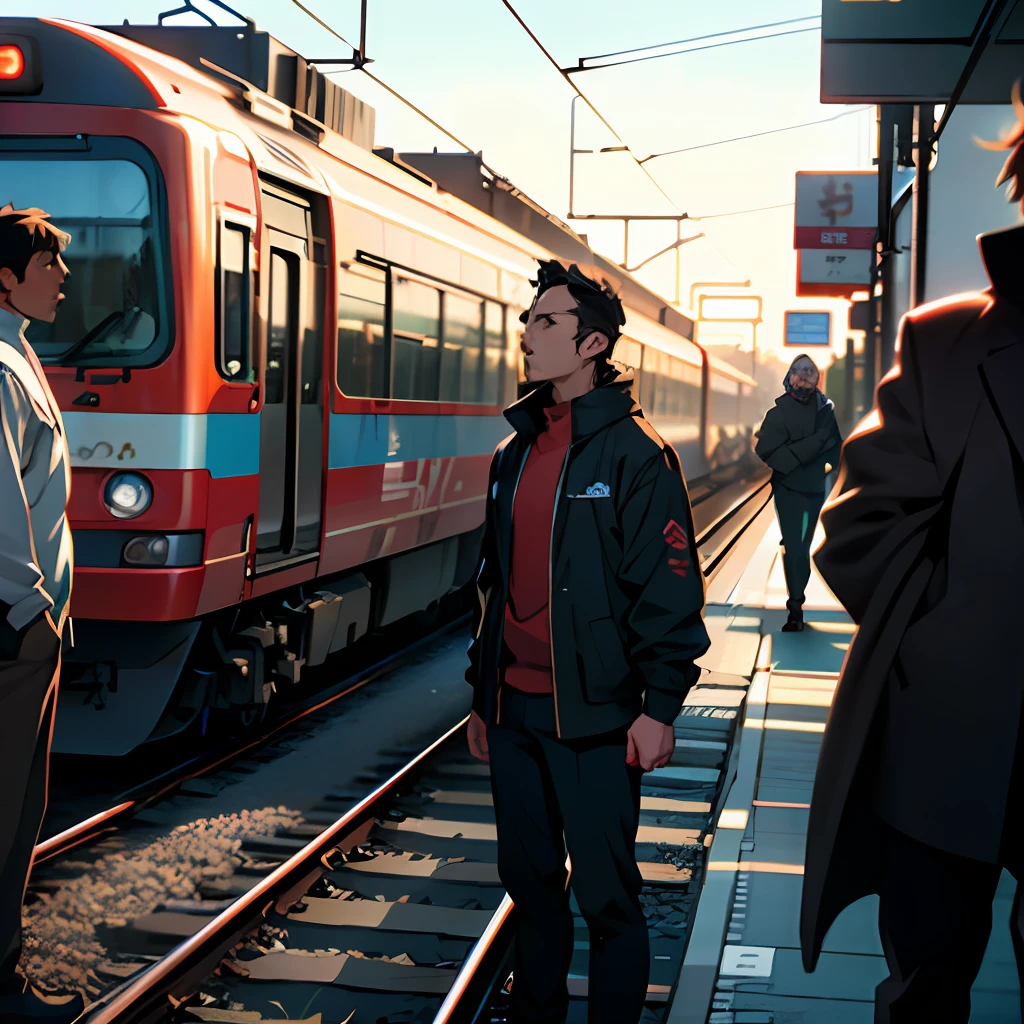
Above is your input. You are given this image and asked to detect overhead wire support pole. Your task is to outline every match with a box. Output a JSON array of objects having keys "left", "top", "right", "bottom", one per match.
[
  {"left": 907, "top": 0, "right": 1010, "bottom": 309},
  {"left": 499, "top": 0, "right": 683, "bottom": 214},
  {"left": 932, "top": 0, "right": 1013, "bottom": 142},
  {"left": 291, "top": 0, "right": 475, "bottom": 152}
]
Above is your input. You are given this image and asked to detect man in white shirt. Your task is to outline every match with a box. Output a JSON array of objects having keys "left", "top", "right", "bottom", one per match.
[{"left": 0, "top": 204, "right": 82, "bottom": 1022}]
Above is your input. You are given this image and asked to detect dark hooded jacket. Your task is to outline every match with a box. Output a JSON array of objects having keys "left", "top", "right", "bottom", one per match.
[
  {"left": 465, "top": 367, "right": 711, "bottom": 740},
  {"left": 801, "top": 223, "right": 1024, "bottom": 971},
  {"left": 753, "top": 357, "right": 842, "bottom": 494}
]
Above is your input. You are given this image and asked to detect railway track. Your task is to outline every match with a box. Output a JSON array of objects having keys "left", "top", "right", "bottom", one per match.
[
  {"left": 24, "top": 468, "right": 770, "bottom": 1024},
  {"left": 68, "top": 698, "right": 739, "bottom": 1024},
  {"left": 36, "top": 605, "right": 474, "bottom": 867}
]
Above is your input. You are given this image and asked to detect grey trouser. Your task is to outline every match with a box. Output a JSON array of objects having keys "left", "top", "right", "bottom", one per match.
[{"left": 0, "top": 616, "right": 60, "bottom": 980}]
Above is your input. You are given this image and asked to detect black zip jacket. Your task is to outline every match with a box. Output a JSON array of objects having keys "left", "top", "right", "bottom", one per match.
[
  {"left": 465, "top": 369, "right": 711, "bottom": 740},
  {"left": 754, "top": 391, "right": 842, "bottom": 494}
]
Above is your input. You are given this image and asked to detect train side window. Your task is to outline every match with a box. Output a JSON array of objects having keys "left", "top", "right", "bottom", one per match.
[
  {"left": 266, "top": 252, "right": 290, "bottom": 406},
  {"left": 441, "top": 292, "right": 484, "bottom": 403},
  {"left": 483, "top": 301, "right": 504, "bottom": 405},
  {"left": 393, "top": 276, "right": 441, "bottom": 402},
  {"left": 337, "top": 262, "right": 387, "bottom": 398},
  {"left": 216, "top": 222, "right": 253, "bottom": 382}
]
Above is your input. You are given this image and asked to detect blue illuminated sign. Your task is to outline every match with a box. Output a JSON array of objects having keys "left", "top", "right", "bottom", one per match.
[{"left": 785, "top": 311, "right": 831, "bottom": 347}]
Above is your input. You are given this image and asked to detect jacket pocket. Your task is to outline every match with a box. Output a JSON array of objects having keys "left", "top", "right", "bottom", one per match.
[{"left": 579, "top": 616, "right": 632, "bottom": 704}]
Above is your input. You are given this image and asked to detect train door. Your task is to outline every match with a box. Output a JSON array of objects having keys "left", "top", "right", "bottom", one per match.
[{"left": 256, "top": 183, "right": 325, "bottom": 569}]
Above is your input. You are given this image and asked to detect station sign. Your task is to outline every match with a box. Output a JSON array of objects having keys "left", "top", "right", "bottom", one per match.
[
  {"left": 698, "top": 294, "right": 762, "bottom": 323},
  {"left": 785, "top": 311, "right": 831, "bottom": 348},
  {"left": 796, "top": 248, "right": 874, "bottom": 298},
  {"left": 794, "top": 171, "right": 877, "bottom": 249},
  {"left": 821, "top": 0, "right": 1024, "bottom": 104}
]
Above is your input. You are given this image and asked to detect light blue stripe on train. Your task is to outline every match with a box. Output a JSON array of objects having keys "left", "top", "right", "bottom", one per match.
[{"left": 62, "top": 411, "right": 512, "bottom": 478}]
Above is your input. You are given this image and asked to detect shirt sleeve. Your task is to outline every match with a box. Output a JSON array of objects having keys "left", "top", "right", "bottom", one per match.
[
  {"left": 618, "top": 445, "right": 711, "bottom": 726},
  {"left": 0, "top": 367, "right": 52, "bottom": 630}
]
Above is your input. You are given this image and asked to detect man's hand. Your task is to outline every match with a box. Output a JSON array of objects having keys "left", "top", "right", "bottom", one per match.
[
  {"left": 626, "top": 713, "right": 675, "bottom": 772},
  {"left": 467, "top": 710, "right": 489, "bottom": 763}
]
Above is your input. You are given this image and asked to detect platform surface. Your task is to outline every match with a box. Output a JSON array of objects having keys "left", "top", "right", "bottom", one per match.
[{"left": 673, "top": 515, "right": 1021, "bottom": 1023}]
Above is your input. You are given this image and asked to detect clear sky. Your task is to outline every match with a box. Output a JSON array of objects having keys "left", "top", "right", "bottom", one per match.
[{"left": 23, "top": 0, "right": 874, "bottom": 364}]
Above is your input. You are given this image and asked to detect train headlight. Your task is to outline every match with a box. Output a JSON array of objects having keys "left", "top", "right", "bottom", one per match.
[{"left": 104, "top": 472, "right": 153, "bottom": 520}]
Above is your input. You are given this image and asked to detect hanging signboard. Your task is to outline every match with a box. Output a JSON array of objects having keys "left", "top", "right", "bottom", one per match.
[
  {"left": 794, "top": 170, "right": 877, "bottom": 249},
  {"left": 785, "top": 311, "right": 832, "bottom": 347},
  {"left": 797, "top": 248, "right": 874, "bottom": 298},
  {"left": 698, "top": 294, "right": 763, "bottom": 323}
]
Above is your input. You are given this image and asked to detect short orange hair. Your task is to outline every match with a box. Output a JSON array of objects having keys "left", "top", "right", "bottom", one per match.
[{"left": 976, "top": 79, "right": 1024, "bottom": 210}]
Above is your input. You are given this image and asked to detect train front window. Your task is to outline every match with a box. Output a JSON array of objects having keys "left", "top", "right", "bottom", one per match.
[{"left": 0, "top": 152, "right": 168, "bottom": 368}]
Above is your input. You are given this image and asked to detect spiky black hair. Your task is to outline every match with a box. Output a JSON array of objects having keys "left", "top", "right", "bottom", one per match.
[{"left": 521, "top": 258, "right": 627, "bottom": 386}]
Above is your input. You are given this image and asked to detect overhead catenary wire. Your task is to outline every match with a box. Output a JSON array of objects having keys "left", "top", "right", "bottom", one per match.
[
  {"left": 690, "top": 201, "right": 796, "bottom": 221},
  {"left": 569, "top": 17, "right": 823, "bottom": 73},
  {"left": 498, "top": 0, "right": 684, "bottom": 214},
  {"left": 641, "top": 106, "right": 874, "bottom": 163},
  {"left": 285, "top": 0, "right": 477, "bottom": 153},
  {"left": 579, "top": 14, "right": 821, "bottom": 65}
]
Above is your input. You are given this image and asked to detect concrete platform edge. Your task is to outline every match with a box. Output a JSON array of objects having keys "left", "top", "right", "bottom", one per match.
[{"left": 665, "top": 637, "right": 772, "bottom": 1024}]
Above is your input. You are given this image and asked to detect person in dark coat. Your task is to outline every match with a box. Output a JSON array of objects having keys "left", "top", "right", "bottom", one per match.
[
  {"left": 801, "top": 90, "right": 1024, "bottom": 1023},
  {"left": 753, "top": 354, "right": 841, "bottom": 631},
  {"left": 464, "top": 259, "right": 710, "bottom": 1024}
]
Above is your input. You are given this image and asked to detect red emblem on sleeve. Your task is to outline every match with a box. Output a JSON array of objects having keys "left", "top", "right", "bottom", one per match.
[
  {"left": 663, "top": 519, "right": 688, "bottom": 549},
  {"left": 663, "top": 520, "right": 690, "bottom": 576}
]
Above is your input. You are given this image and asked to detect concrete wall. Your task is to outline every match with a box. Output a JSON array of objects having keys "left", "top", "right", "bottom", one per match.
[{"left": 924, "top": 104, "right": 1023, "bottom": 303}]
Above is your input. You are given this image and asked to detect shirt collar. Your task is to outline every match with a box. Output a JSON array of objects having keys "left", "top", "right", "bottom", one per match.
[{"left": 0, "top": 306, "right": 29, "bottom": 347}]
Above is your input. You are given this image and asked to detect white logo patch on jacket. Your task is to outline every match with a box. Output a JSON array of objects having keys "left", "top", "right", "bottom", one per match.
[{"left": 569, "top": 481, "right": 611, "bottom": 499}]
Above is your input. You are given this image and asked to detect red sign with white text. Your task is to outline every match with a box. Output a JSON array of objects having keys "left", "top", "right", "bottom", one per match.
[{"left": 794, "top": 170, "right": 877, "bottom": 250}]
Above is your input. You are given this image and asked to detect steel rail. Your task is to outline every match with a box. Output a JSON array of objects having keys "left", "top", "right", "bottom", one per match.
[
  {"left": 35, "top": 611, "right": 472, "bottom": 865},
  {"left": 79, "top": 714, "right": 471, "bottom": 1023}
]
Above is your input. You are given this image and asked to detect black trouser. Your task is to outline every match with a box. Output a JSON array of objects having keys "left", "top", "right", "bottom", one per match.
[
  {"left": 487, "top": 687, "right": 648, "bottom": 1024},
  {"left": 875, "top": 821, "right": 1024, "bottom": 1023},
  {"left": 773, "top": 484, "right": 825, "bottom": 615},
  {"left": 0, "top": 617, "right": 60, "bottom": 982}
]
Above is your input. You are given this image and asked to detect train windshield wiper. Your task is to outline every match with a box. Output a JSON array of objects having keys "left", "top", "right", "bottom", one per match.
[{"left": 41, "top": 306, "right": 142, "bottom": 365}]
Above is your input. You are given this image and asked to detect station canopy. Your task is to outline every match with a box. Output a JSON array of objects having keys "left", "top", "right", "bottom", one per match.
[{"left": 821, "top": 0, "right": 1024, "bottom": 104}]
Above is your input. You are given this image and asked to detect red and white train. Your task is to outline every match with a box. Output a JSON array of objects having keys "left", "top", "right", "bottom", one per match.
[{"left": 0, "top": 15, "right": 759, "bottom": 755}]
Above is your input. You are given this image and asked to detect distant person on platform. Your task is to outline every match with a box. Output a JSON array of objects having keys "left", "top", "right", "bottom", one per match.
[
  {"left": 464, "top": 259, "right": 710, "bottom": 1024},
  {"left": 753, "top": 354, "right": 842, "bottom": 631},
  {"left": 0, "top": 205, "right": 82, "bottom": 1024},
  {"left": 801, "top": 81, "right": 1024, "bottom": 1023}
]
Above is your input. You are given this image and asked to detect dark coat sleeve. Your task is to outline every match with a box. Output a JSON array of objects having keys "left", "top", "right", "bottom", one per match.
[
  {"left": 814, "top": 316, "right": 942, "bottom": 624},
  {"left": 755, "top": 405, "right": 839, "bottom": 474},
  {"left": 819, "top": 407, "right": 843, "bottom": 473},
  {"left": 618, "top": 445, "right": 711, "bottom": 726},
  {"left": 464, "top": 445, "right": 504, "bottom": 717}
]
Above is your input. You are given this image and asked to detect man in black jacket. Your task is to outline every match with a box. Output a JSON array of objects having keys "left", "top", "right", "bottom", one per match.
[
  {"left": 753, "top": 354, "right": 842, "bottom": 631},
  {"left": 464, "top": 259, "right": 710, "bottom": 1024}
]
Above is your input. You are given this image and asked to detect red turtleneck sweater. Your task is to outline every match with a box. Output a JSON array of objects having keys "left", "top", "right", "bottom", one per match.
[{"left": 503, "top": 402, "right": 572, "bottom": 693}]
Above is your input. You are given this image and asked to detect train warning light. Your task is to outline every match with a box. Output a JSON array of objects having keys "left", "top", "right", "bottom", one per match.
[{"left": 0, "top": 45, "right": 24, "bottom": 80}]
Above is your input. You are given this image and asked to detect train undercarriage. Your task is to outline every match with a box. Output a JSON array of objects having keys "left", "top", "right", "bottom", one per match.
[{"left": 54, "top": 526, "right": 484, "bottom": 756}]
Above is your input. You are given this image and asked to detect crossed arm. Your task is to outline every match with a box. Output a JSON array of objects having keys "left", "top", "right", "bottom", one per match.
[{"left": 754, "top": 408, "right": 841, "bottom": 476}]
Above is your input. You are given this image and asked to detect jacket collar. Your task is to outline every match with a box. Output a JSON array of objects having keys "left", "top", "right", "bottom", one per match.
[
  {"left": 503, "top": 364, "right": 639, "bottom": 442},
  {"left": 979, "top": 222, "right": 1024, "bottom": 313}
]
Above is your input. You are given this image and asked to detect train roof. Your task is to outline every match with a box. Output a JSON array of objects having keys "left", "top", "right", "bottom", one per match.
[{"left": 0, "top": 16, "right": 696, "bottom": 340}]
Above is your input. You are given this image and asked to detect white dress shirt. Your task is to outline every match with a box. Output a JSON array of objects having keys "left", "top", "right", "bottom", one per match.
[{"left": 0, "top": 306, "right": 73, "bottom": 637}]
